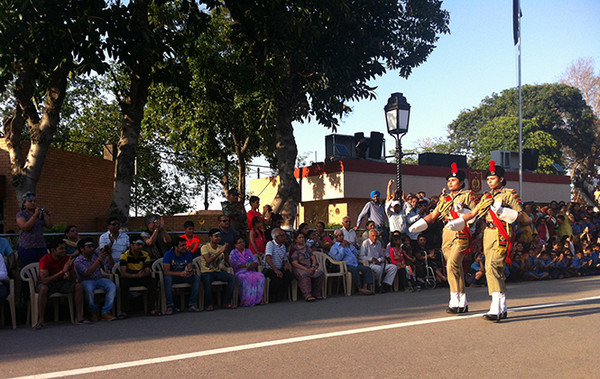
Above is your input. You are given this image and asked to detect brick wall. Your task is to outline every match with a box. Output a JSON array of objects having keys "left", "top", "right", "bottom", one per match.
[{"left": 1, "top": 140, "right": 115, "bottom": 233}]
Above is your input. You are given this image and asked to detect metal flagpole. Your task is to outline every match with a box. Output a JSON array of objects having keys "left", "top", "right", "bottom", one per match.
[{"left": 514, "top": 0, "right": 523, "bottom": 197}]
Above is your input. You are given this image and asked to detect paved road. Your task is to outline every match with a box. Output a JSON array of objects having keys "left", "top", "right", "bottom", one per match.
[{"left": 2, "top": 276, "right": 599, "bottom": 378}]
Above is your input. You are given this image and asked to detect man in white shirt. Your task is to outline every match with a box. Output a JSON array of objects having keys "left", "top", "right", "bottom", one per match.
[
  {"left": 99, "top": 217, "right": 130, "bottom": 261},
  {"left": 339, "top": 216, "right": 359, "bottom": 250},
  {"left": 360, "top": 230, "right": 397, "bottom": 293}
]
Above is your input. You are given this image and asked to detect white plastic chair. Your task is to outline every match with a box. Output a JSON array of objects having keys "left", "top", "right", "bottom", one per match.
[
  {"left": 314, "top": 251, "right": 351, "bottom": 297},
  {"left": 20, "top": 263, "right": 74, "bottom": 327},
  {"left": 112, "top": 264, "right": 149, "bottom": 315},
  {"left": 152, "top": 258, "right": 199, "bottom": 314}
]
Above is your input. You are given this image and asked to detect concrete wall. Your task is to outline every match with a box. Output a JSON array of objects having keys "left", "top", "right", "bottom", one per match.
[{"left": 249, "top": 158, "right": 571, "bottom": 228}]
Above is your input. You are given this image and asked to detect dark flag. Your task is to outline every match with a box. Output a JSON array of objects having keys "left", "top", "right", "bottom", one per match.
[{"left": 513, "top": 0, "right": 522, "bottom": 45}]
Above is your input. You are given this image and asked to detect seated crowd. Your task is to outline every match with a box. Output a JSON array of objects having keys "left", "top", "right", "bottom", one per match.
[{"left": 1, "top": 189, "right": 599, "bottom": 330}]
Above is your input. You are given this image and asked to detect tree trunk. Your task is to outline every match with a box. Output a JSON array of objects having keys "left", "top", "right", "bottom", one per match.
[
  {"left": 108, "top": 70, "right": 151, "bottom": 226},
  {"left": 3, "top": 65, "right": 68, "bottom": 204},
  {"left": 271, "top": 104, "right": 300, "bottom": 229}
]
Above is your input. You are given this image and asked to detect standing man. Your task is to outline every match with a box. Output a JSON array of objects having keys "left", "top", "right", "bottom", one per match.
[
  {"left": 330, "top": 230, "right": 373, "bottom": 295},
  {"left": 141, "top": 214, "right": 171, "bottom": 262},
  {"left": 409, "top": 163, "right": 477, "bottom": 314},
  {"left": 74, "top": 238, "right": 117, "bottom": 321},
  {"left": 99, "top": 217, "right": 130, "bottom": 262},
  {"left": 386, "top": 179, "right": 407, "bottom": 234},
  {"left": 217, "top": 214, "right": 237, "bottom": 257},
  {"left": 199, "top": 229, "right": 236, "bottom": 310},
  {"left": 356, "top": 190, "right": 388, "bottom": 245},
  {"left": 447, "top": 161, "right": 525, "bottom": 322},
  {"left": 221, "top": 188, "right": 247, "bottom": 239},
  {"left": 360, "top": 229, "right": 397, "bottom": 293},
  {"left": 162, "top": 237, "right": 202, "bottom": 314}
]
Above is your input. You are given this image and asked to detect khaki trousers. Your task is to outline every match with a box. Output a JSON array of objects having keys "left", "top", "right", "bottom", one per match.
[
  {"left": 441, "top": 228, "right": 469, "bottom": 294},
  {"left": 483, "top": 227, "right": 507, "bottom": 295}
]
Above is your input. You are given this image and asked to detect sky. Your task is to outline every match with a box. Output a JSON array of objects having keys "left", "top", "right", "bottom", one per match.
[
  {"left": 203, "top": 0, "right": 600, "bottom": 210},
  {"left": 248, "top": 0, "right": 600, "bottom": 176}
]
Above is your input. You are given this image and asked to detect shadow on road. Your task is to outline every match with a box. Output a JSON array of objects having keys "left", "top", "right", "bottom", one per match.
[{"left": 1, "top": 276, "right": 598, "bottom": 363}]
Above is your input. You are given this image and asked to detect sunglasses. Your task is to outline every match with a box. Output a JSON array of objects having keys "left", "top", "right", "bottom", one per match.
[{"left": 110, "top": 223, "right": 121, "bottom": 226}]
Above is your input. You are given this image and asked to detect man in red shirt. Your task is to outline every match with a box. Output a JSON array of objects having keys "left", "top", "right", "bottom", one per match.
[{"left": 36, "top": 239, "right": 87, "bottom": 329}]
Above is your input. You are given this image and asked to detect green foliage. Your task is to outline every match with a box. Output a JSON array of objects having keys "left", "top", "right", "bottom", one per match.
[
  {"left": 0, "top": 0, "right": 108, "bottom": 93},
  {"left": 447, "top": 84, "right": 597, "bottom": 171},
  {"left": 221, "top": 0, "right": 450, "bottom": 130},
  {"left": 471, "top": 117, "right": 560, "bottom": 174}
]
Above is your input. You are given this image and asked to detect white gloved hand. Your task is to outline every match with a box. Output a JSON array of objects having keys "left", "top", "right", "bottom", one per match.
[
  {"left": 454, "top": 202, "right": 463, "bottom": 212},
  {"left": 491, "top": 200, "right": 503, "bottom": 214},
  {"left": 409, "top": 218, "right": 428, "bottom": 233},
  {"left": 445, "top": 217, "right": 466, "bottom": 231}
]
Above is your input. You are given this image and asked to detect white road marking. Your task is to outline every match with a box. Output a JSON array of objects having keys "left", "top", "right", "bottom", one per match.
[{"left": 12, "top": 295, "right": 600, "bottom": 379}]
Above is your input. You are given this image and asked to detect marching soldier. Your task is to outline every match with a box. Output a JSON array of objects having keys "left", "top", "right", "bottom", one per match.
[
  {"left": 447, "top": 161, "right": 525, "bottom": 322},
  {"left": 410, "top": 163, "right": 477, "bottom": 314}
]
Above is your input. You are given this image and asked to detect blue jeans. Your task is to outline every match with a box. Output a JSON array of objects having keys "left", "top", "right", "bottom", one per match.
[
  {"left": 347, "top": 264, "right": 374, "bottom": 287},
  {"left": 164, "top": 274, "right": 201, "bottom": 308},
  {"left": 201, "top": 271, "right": 236, "bottom": 307},
  {"left": 81, "top": 278, "right": 116, "bottom": 315}
]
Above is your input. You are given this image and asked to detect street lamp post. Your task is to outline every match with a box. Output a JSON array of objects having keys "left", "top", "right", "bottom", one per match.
[{"left": 384, "top": 92, "right": 411, "bottom": 198}]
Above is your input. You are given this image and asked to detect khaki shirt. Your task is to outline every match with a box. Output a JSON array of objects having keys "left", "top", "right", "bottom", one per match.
[
  {"left": 475, "top": 187, "right": 523, "bottom": 223},
  {"left": 434, "top": 190, "right": 477, "bottom": 220}
]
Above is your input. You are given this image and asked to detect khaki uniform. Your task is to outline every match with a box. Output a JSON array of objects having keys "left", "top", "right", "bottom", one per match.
[
  {"left": 435, "top": 190, "right": 477, "bottom": 294},
  {"left": 475, "top": 187, "right": 523, "bottom": 295}
]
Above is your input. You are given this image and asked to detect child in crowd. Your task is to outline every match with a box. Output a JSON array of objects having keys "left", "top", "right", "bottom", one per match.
[
  {"left": 249, "top": 216, "right": 266, "bottom": 257},
  {"left": 591, "top": 244, "right": 600, "bottom": 274},
  {"left": 508, "top": 253, "right": 525, "bottom": 282},
  {"left": 537, "top": 251, "right": 552, "bottom": 280},
  {"left": 569, "top": 251, "right": 586, "bottom": 277},
  {"left": 465, "top": 252, "right": 486, "bottom": 287}
]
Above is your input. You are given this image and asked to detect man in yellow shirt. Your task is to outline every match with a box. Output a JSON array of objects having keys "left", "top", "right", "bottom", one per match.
[{"left": 200, "top": 229, "right": 236, "bottom": 311}]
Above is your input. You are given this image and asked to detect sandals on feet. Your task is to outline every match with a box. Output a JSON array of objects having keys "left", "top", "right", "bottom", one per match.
[
  {"left": 205, "top": 305, "right": 214, "bottom": 311},
  {"left": 33, "top": 322, "right": 45, "bottom": 330},
  {"left": 165, "top": 307, "right": 174, "bottom": 316},
  {"left": 188, "top": 306, "right": 201, "bottom": 312},
  {"left": 305, "top": 296, "right": 316, "bottom": 302},
  {"left": 75, "top": 318, "right": 93, "bottom": 325},
  {"left": 224, "top": 304, "right": 236, "bottom": 309}
]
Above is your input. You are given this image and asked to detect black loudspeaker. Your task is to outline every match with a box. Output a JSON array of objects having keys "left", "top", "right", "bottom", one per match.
[
  {"left": 418, "top": 153, "right": 467, "bottom": 168},
  {"left": 368, "top": 131, "right": 384, "bottom": 160},
  {"left": 354, "top": 132, "right": 368, "bottom": 158},
  {"left": 523, "top": 148, "right": 539, "bottom": 171}
]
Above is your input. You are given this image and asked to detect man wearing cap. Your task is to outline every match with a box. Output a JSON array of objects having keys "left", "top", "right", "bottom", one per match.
[
  {"left": 356, "top": 190, "right": 388, "bottom": 245},
  {"left": 119, "top": 236, "right": 159, "bottom": 317},
  {"left": 221, "top": 188, "right": 247, "bottom": 238},
  {"left": 74, "top": 238, "right": 117, "bottom": 321},
  {"left": 200, "top": 229, "right": 236, "bottom": 310},
  {"left": 447, "top": 161, "right": 526, "bottom": 322},
  {"left": 409, "top": 163, "right": 477, "bottom": 314}
]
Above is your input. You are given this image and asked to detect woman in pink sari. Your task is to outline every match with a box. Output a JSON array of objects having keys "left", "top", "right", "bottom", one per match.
[{"left": 229, "top": 237, "right": 264, "bottom": 306}]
